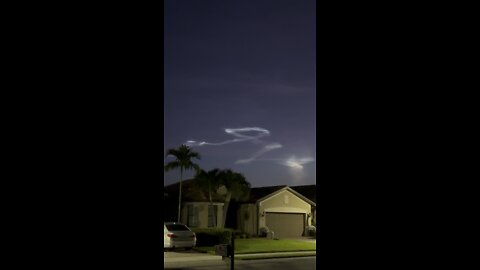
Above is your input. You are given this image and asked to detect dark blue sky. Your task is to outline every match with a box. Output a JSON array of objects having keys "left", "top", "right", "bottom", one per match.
[{"left": 164, "top": 0, "right": 316, "bottom": 187}]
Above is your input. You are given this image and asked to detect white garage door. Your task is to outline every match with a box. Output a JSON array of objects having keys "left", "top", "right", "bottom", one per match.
[{"left": 265, "top": 212, "right": 305, "bottom": 238}]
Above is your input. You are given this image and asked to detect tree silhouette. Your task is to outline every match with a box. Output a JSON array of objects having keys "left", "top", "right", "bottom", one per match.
[
  {"left": 164, "top": 145, "right": 201, "bottom": 222},
  {"left": 218, "top": 169, "right": 251, "bottom": 228},
  {"left": 194, "top": 168, "right": 221, "bottom": 226}
]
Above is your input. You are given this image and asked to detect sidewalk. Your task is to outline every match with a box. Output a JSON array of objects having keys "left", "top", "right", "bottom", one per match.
[
  {"left": 235, "top": 251, "right": 316, "bottom": 260},
  {"left": 164, "top": 251, "right": 222, "bottom": 263},
  {"left": 164, "top": 252, "right": 224, "bottom": 269},
  {"left": 164, "top": 250, "right": 316, "bottom": 263},
  {"left": 164, "top": 251, "right": 316, "bottom": 269}
]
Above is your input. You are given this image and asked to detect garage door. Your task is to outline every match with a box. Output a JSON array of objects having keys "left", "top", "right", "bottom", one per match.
[{"left": 265, "top": 213, "right": 305, "bottom": 238}]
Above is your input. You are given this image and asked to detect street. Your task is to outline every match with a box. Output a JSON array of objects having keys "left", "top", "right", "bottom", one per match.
[{"left": 164, "top": 256, "right": 316, "bottom": 270}]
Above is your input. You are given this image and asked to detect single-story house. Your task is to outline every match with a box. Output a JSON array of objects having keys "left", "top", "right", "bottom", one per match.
[
  {"left": 236, "top": 185, "right": 316, "bottom": 238},
  {"left": 164, "top": 180, "right": 316, "bottom": 238},
  {"left": 164, "top": 179, "right": 225, "bottom": 228}
]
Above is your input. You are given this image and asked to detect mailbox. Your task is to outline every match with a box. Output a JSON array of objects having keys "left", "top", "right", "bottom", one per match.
[{"left": 215, "top": 244, "right": 231, "bottom": 257}]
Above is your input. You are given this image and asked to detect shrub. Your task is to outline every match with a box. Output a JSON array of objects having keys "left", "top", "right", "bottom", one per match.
[
  {"left": 306, "top": 225, "right": 316, "bottom": 237},
  {"left": 233, "top": 230, "right": 243, "bottom": 239},
  {"left": 191, "top": 228, "right": 234, "bottom": 247},
  {"left": 259, "top": 227, "right": 269, "bottom": 237}
]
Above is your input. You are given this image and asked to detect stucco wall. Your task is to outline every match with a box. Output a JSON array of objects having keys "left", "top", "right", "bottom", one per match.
[
  {"left": 258, "top": 190, "right": 312, "bottom": 232},
  {"left": 237, "top": 204, "right": 256, "bottom": 235},
  {"left": 181, "top": 202, "right": 224, "bottom": 228}
]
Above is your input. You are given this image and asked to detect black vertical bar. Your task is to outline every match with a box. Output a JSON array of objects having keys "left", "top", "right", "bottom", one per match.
[{"left": 231, "top": 231, "right": 234, "bottom": 270}]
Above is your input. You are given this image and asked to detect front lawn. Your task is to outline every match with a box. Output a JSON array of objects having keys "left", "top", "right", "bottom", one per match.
[{"left": 194, "top": 238, "right": 316, "bottom": 254}]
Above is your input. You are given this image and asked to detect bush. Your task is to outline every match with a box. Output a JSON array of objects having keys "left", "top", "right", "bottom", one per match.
[
  {"left": 233, "top": 230, "right": 243, "bottom": 239},
  {"left": 259, "top": 227, "right": 269, "bottom": 237},
  {"left": 306, "top": 225, "right": 316, "bottom": 237},
  {"left": 191, "top": 228, "right": 234, "bottom": 247}
]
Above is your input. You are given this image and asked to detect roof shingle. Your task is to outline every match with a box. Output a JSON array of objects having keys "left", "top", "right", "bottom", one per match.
[
  {"left": 290, "top": 185, "right": 316, "bottom": 204},
  {"left": 242, "top": 185, "right": 287, "bottom": 203}
]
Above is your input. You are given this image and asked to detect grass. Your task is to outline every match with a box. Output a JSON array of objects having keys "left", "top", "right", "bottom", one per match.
[{"left": 193, "top": 238, "right": 316, "bottom": 255}]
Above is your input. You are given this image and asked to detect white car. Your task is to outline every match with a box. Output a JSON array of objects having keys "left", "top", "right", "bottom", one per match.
[{"left": 164, "top": 222, "right": 196, "bottom": 250}]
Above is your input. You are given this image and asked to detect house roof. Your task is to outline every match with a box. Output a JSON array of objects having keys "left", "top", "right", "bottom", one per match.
[
  {"left": 244, "top": 185, "right": 316, "bottom": 206},
  {"left": 164, "top": 179, "right": 224, "bottom": 202},
  {"left": 244, "top": 185, "right": 287, "bottom": 203},
  {"left": 164, "top": 180, "right": 317, "bottom": 206},
  {"left": 290, "top": 185, "right": 316, "bottom": 204},
  {"left": 164, "top": 179, "right": 195, "bottom": 191}
]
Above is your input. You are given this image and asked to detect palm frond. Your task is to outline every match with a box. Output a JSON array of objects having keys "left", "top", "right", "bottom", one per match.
[
  {"left": 164, "top": 145, "right": 201, "bottom": 169},
  {"left": 165, "top": 148, "right": 179, "bottom": 157},
  {"left": 217, "top": 169, "right": 251, "bottom": 200},
  {"left": 164, "top": 161, "right": 180, "bottom": 171}
]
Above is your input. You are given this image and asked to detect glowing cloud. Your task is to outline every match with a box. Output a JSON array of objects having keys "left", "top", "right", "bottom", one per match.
[{"left": 282, "top": 157, "right": 315, "bottom": 169}]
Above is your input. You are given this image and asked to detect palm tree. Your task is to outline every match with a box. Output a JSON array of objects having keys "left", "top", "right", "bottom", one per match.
[
  {"left": 164, "top": 145, "right": 201, "bottom": 223},
  {"left": 194, "top": 169, "right": 221, "bottom": 204},
  {"left": 194, "top": 168, "right": 221, "bottom": 226},
  {"left": 218, "top": 169, "right": 251, "bottom": 228}
]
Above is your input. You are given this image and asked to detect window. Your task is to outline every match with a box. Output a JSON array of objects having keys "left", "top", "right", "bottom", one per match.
[
  {"left": 208, "top": 205, "right": 217, "bottom": 227},
  {"left": 187, "top": 205, "right": 198, "bottom": 227}
]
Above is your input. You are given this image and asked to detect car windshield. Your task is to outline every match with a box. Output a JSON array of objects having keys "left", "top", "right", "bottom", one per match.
[{"left": 165, "top": 224, "right": 190, "bottom": 231}]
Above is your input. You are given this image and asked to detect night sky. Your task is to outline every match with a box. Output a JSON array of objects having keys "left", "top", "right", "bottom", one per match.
[{"left": 164, "top": 0, "right": 316, "bottom": 188}]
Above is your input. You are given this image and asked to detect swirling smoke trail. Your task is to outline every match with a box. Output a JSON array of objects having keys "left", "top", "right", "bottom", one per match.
[
  {"left": 186, "top": 127, "right": 282, "bottom": 164},
  {"left": 185, "top": 127, "right": 314, "bottom": 169}
]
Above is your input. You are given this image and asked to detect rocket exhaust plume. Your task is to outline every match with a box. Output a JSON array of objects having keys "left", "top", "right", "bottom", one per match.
[{"left": 185, "top": 127, "right": 314, "bottom": 168}]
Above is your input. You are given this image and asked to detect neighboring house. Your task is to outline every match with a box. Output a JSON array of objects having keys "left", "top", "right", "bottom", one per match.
[
  {"left": 164, "top": 180, "right": 317, "bottom": 238},
  {"left": 236, "top": 185, "right": 316, "bottom": 238},
  {"left": 164, "top": 179, "right": 225, "bottom": 228}
]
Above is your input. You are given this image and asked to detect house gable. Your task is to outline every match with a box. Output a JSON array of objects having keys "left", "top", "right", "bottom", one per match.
[
  {"left": 259, "top": 189, "right": 311, "bottom": 213},
  {"left": 256, "top": 189, "right": 312, "bottom": 237},
  {"left": 236, "top": 185, "right": 317, "bottom": 237},
  {"left": 257, "top": 187, "right": 315, "bottom": 207}
]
